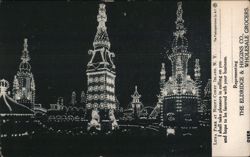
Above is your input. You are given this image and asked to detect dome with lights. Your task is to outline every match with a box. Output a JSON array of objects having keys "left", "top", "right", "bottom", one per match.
[{"left": 19, "top": 61, "right": 31, "bottom": 72}]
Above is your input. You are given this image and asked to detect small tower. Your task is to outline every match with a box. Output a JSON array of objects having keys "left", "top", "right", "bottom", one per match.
[
  {"left": 12, "top": 75, "right": 20, "bottom": 99},
  {"left": 57, "top": 97, "right": 64, "bottom": 106},
  {"left": 80, "top": 91, "right": 87, "bottom": 104},
  {"left": 12, "top": 38, "right": 36, "bottom": 109},
  {"left": 130, "top": 86, "right": 143, "bottom": 118},
  {"left": 194, "top": 59, "right": 202, "bottom": 112},
  {"left": 71, "top": 91, "right": 77, "bottom": 106}
]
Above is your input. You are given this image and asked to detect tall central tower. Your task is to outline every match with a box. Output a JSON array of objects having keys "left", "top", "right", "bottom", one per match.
[
  {"left": 12, "top": 38, "right": 36, "bottom": 109},
  {"left": 160, "top": 2, "right": 200, "bottom": 136},
  {"left": 86, "top": 4, "right": 117, "bottom": 128}
]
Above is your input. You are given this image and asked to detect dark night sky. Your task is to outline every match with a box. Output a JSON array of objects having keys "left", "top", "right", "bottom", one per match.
[{"left": 0, "top": 1, "right": 210, "bottom": 109}]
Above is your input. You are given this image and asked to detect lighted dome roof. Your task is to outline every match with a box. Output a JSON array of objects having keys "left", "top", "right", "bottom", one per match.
[
  {"left": 172, "top": 35, "right": 188, "bottom": 52},
  {"left": 19, "top": 61, "right": 31, "bottom": 72}
]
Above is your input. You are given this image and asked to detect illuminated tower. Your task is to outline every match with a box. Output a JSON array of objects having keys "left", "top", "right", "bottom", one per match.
[
  {"left": 130, "top": 86, "right": 143, "bottom": 119},
  {"left": 161, "top": 2, "right": 199, "bottom": 135},
  {"left": 12, "top": 38, "right": 36, "bottom": 109},
  {"left": 86, "top": 4, "right": 117, "bottom": 128},
  {"left": 70, "top": 91, "right": 77, "bottom": 106}
]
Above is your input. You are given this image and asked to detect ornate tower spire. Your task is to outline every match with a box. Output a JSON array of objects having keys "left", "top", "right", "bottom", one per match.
[
  {"left": 171, "top": 1, "right": 189, "bottom": 54},
  {"left": 168, "top": 1, "right": 191, "bottom": 81},
  {"left": 19, "top": 38, "right": 31, "bottom": 72},
  {"left": 87, "top": 3, "right": 115, "bottom": 69},
  {"left": 13, "top": 38, "right": 36, "bottom": 108},
  {"left": 13, "top": 75, "right": 19, "bottom": 90},
  {"left": 93, "top": 3, "right": 110, "bottom": 50},
  {"left": 131, "top": 86, "right": 141, "bottom": 103},
  {"left": 174, "top": 2, "right": 186, "bottom": 37},
  {"left": 130, "top": 85, "right": 143, "bottom": 119},
  {"left": 12, "top": 75, "right": 20, "bottom": 100},
  {"left": 21, "top": 38, "right": 30, "bottom": 63}
]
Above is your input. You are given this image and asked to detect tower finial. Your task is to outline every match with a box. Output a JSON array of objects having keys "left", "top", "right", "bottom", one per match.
[
  {"left": 21, "top": 38, "right": 30, "bottom": 62},
  {"left": 131, "top": 85, "right": 141, "bottom": 100},
  {"left": 170, "top": 1, "right": 189, "bottom": 54},
  {"left": 93, "top": 3, "right": 110, "bottom": 49},
  {"left": 174, "top": 1, "right": 186, "bottom": 38},
  {"left": 176, "top": 2, "right": 184, "bottom": 25},
  {"left": 97, "top": 3, "right": 107, "bottom": 29}
]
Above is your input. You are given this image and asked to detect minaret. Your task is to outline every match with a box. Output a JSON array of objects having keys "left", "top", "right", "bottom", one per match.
[
  {"left": 80, "top": 91, "right": 86, "bottom": 104},
  {"left": 86, "top": 3, "right": 117, "bottom": 129},
  {"left": 194, "top": 59, "right": 202, "bottom": 112},
  {"left": 13, "top": 38, "right": 36, "bottom": 108},
  {"left": 130, "top": 86, "right": 143, "bottom": 119},
  {"left": 71, "top": 91, "right": 77, "bottom": 105},
  {"left": 168, "top": 1, "right": 191, "bottom": 83},
  {"left": 12, "top": 75, "right": 20, "bottom": 99},
  {"left": 160, "top": 63, "right": 166, "bottom": 89}
]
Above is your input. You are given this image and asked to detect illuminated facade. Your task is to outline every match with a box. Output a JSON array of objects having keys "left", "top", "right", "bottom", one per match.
[
  {"left": 12, "top": 38, "right": 36, "bottom": 109},
  {"left": 0, "top": 79, "right": 34, "bottom": 138},
  {"left": 160, "top": 2, "right": 200, "bottom": 135},
  {"left": 86, "top": 3, "right": 117, "bottom": 130}
]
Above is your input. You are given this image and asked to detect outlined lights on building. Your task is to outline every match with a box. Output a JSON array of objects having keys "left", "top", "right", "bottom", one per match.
[
  {"left": 12, "top": 38, "right": 36, "bottom": 109},
  {"left": 157, "top": 2, "right": 201, "bottom": 135},
  {"left": 86, "top": 3, "right": 118, "bottom": 130}
]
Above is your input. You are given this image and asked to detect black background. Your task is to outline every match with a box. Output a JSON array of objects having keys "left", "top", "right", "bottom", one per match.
[{"left": 0, "top": 0, "right": 210, "bottom": 109}]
